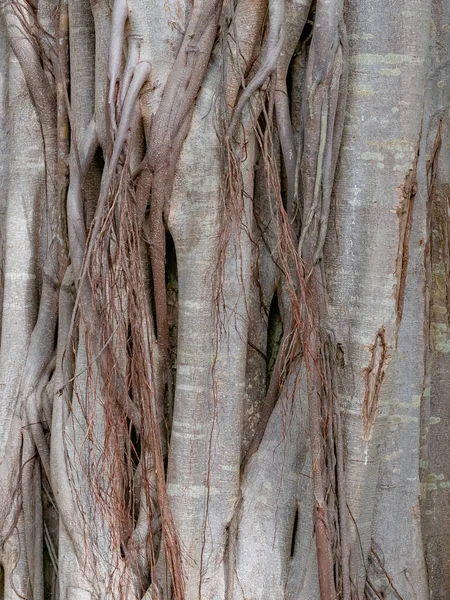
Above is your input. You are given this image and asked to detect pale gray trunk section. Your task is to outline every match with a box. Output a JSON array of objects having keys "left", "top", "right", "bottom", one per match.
[
  {"left": 0, "top": 56, "right": 41, "bottom": 456},
  {"left": 0, "top": 49, "right": 42, "bottom": 599},
  {"left": 285, "top": 452, "right": 320, "bottom": 600},
  {"left": 167, "top": 84, "right": 231, "bottom": 600},
  {"left": 234, "top": 363, "right": 309, "bottom": 600},
  {"left": 325, "top": 0, "right": 431, "bottom": 593},
  {"left": 91, "top": 0, "right": 111, "bottom": 151},
  {"left": 368, "top": 4, "right": 439, "bottom": 596},
  {"left": 0, "top": 51, "right": 42, "bottom": 539},
  {"left": 168, "top": 52, "right": 252, "bottom": 598},
  {"left": 0, "top": 16, "right": 9, "bottom": 342},
  {"left": 368, "top": 85, "right": 431, "bottom": 600},
  {"left": 69, "top": 0, "right": 96, "bottom": 141}
]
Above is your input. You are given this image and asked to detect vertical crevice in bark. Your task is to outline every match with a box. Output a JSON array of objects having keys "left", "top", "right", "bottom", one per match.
[
  {"left": 85, "top": 148, "right": 105, "bottom": 229},
  {"left": 266, "top": 290, "right": 283, "bottom": 387},
  {"left": 165, "top": 229, "right": 178, "bottom": 441},
  {"left": 42, "top": 479, "right": 59, "bottom": 600},
  {"left": 290, "top": 506, "right": 299, "bottom": 558},
  {"left": 395, "top": 145, "right": 420, "bottom": 342},
  {"left": 361, "top": 328, "right": 388, "bottom": 442}
]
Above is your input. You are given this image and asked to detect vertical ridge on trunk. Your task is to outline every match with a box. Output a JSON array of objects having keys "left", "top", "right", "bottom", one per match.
[{"left": 1, "top": 1, "right": 450, "bottom": 599}]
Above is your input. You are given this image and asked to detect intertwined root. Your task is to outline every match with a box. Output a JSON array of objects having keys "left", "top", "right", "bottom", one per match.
[{"left": 0, "top": 1, "right": 352, "bottom": 598}]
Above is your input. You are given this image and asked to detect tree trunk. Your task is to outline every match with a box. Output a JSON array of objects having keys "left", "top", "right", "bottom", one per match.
[{"left": 1, "top": 1, "right": 450, "bottom": 599}]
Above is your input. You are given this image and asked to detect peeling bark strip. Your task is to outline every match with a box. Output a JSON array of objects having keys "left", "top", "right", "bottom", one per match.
[
  {"left": 395, "top": 145, "right": 419, "bottom": 337},
  {"left": 426, "top": 124, "right": 444, "bottom": 336},
  {"left": 362, "top": 328, "right": 388, "bottom": 441}
]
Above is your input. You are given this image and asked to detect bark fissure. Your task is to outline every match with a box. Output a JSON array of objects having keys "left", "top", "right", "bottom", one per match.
[
  {"left": 395, "top": 145, "right": 420, "bottom": 339},
  {"left": 362, "top": 328, "right": 388, "bottom": 442}
]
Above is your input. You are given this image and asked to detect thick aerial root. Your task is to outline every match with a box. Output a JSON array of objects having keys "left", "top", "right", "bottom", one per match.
[
  {"left": 22, "top": 431, "right": 44, "bottom": 600},
  {"left": 145, "top": 0, "right": 222, "bottom": 350},
  {"left": 107, "top": 0, "right": 129, "bottom": 141},
  {"left": 67, "top": 117, "right": 99, "bottom": 281},
  {"left": 275, "top": 0, "right": 312, "bottom": 217},
  {"left": 227, "top": 0, "right": 285, "bottom": 138}
]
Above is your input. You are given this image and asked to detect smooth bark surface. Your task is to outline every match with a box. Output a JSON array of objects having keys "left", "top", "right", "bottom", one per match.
[{"left": 1, "top": 1, "right": 450, "bottom": 599}]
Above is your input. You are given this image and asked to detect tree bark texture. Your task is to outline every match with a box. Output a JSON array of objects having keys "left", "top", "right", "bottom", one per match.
[{"left": 0, "top": 1, "right": 449, "bottom": 599}]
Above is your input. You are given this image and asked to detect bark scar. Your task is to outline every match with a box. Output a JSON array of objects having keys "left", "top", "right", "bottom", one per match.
[
  {"left": 362, "top": 327, "right": 388, "bottom": 441},
  {"left": 394, "top": 145, "right": 419, "bottom": 341}
]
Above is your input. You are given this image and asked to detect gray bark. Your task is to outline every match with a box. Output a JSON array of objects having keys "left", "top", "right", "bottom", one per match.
[{"left": 1, "top": 1, "right": 450, "bottom": 599}]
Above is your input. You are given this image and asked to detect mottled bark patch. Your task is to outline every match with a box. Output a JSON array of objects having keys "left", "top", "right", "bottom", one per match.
[
  {"left": 362, "top": 327, "right": 388, "bottom": 441},
  {"left": 394, "top": 147, "right": 419, "bottom": 341}
]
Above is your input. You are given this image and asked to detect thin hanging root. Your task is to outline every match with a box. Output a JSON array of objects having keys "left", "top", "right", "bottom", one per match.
[
  {"left": 149, "top": 215, "right": 168, "bottom": 349},
  {"left": 145, "top": 0, "right": 223, "bottom": 203},
  {"left": 109, "top": 61, "right": 151, "bottom": 176},
  {"left": 126, "top": 463, "right": 160, "bottom": 584},
  {"left": 38, "top": 354, "right": 56, "bottom": 429},
  {"left": 19, "top": 257, "right": 60, "bottom": 479},
  {"left": 305, "top": 328, "right": 337, "bottom": 600},
  {"left": 241, "top": 100, "right": 307, "bottom": 469},
  {"left": 130, "top": 304, "right": 184, "bottom": 599},
  {"left": 107, "top": 0, "right": 129, "bottom": 142},
  {"left": 1, "top": 0, "right": 56, "bottom": 150},
  {"left": 334, "top": 383, "right": 350, "bottom": 600},
  {"left": 1, "top": 240, "right": 61, "bottom": 538},
  {"left": 44, "top": 522, "right": 58, "bottom": 573},
  {"left": 51, "top": 269, "right": 86, "bottom": 565},
  {"left": 226, "top": 0, "right": 285, "bottom": 138},
  {"left": 135, "top": 159, "right": 153, "bottom": 222},
  {"left": 147, "top": 112, "right": 189, "bottom": 349},
  {"left": 74, "top": 60, "right": 150, "bottom": 311}
]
